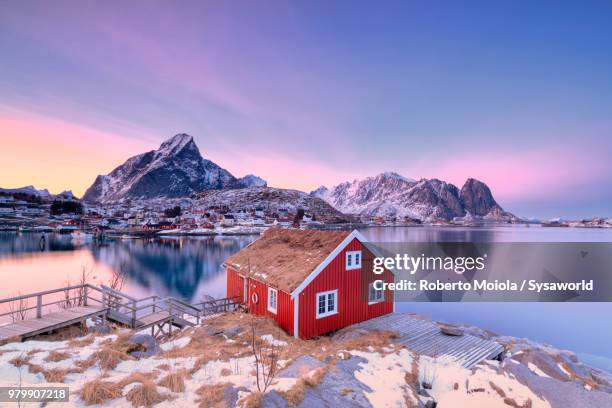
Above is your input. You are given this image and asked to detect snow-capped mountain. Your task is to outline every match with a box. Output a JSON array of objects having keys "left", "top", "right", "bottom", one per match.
[
  {"left": 83, "top": 134, "right": 266, "bottom": 203},
  {"left": 311, "top": 172, "right": 514, "bottom": 222},
  {"left": 237, "top": 174, "right": 267, "bottom": 188},
  {"left": 0, "top": 185, "right": 54, "bottom": 200}
]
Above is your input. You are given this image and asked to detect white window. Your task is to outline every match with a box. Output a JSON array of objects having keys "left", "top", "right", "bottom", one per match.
[
  {"left": 316, "top": 290, "right": 338, "bottom": 319},
  {"left": 368, "top": 283, "right": 384, "bottom": 304},
  {"left": 267, "top": 287, "right": 278, "bottom": 314},
  {"left": 345, "top": 250, "right": 362, "bottom": 270}
]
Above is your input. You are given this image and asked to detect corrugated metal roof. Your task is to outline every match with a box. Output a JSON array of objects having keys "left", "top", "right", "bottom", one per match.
[{"left": 354, "top": 313, "right": 504, "bottom": 368}]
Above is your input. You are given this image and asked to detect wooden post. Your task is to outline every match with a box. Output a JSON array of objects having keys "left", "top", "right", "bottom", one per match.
[
  {"left": 83, "top": 286, "right": 88, "bottom": 306},
  {"left": 36, "top": 295, "right": 42, "bottom": 318},
  {"left": 131, "top": 300, "right": 136, "bottom": 328}
]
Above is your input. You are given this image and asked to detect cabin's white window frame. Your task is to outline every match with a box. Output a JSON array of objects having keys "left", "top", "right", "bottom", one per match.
[
  {"left": 368, "top": 282, "right": 384, "bottom": 304},
  {"left": 315, "top": 289, "right": 338, "bottom": 319},
  {"left": 345, "top": 250, "right": 362, "bottom": 270},
  {"left": 267, "top": 287, "right": 278, "bottom": 314}
]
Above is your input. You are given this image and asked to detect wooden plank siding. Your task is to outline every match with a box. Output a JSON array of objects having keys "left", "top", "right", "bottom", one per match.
[
  {"left": 297, "top": 238, "right": 394, "bottom": 339},
  {"left": 226, "top": 235, "right": 393, "bottom": 340},
  {"left": 227, "top": 268, "right": 294, "bottom": 335},
  {"left": 226, "top": 268, "right": 244, "bottom": 302}
]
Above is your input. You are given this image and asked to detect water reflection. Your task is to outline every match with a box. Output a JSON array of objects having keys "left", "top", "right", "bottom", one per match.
[
  {"left": 1, "top": 227, "right": 612, "bottom": 364},
  {"left": 91, "top": 236, "right": 256, "bottom": 301},
  {"left": 0, "top": 233, "right": 256, "bottom": 303}
]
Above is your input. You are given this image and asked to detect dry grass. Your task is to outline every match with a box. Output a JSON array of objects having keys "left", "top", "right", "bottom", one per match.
[
  {"left": 220, "top": 367, "right": 232, "bottom": 376},
  {"left": 126, "top": 380, "right": 167, "bottom": 407},
  {"left": 279, "top": 366, "right": 329, "bottom": 406},
  {"left": 43, "top": 368, "right": 68, "bottom": 383},
  {"left": 9, "top": 355, "right": 29, "bottom": 367},
  {"left": 240, "top": 391, "right": 263, "bottom": 408},
  {"left": 31, "top": 322, "right": 88, "bottom": 341},
  {"left": 78, "top": 333, "right": 136, "bottom": 371},
  {"left": 503, "top": 397, "right": 533, "bottom": 408},
  {"left": 93, "top": 348, "right": 128, "bottom": 370},
  {"left": 0, "top": 335, "right": 21, "bottom": 346},
  {"left": 403, "top": 355, "right": 420, "bottom": 408},
  {"left": 80, "top": 379, "right": 122, "bottom": 405},
  {"left": 158, "top": 370, "right": 186, "bottom": 393},
  {"left": 26, "top": 348, "right": 43, "bottom": 357},
  {"left": 68, "top": 335, "right": 96, "bottom": 348},
  {"left": 195, "top": 383, "right": 228, "bottom": 408},
  {"left": 117, "top": 371, "right": 160, "bottom": 388},
  {"left": 157, "top": 363, "right": 171, "bottom": 371},
  {"left": 224, "top": 228, "right": 350, "bottom": 293},
  {"left": 45, "top": 350, "right": 71, "bottom": 362}
]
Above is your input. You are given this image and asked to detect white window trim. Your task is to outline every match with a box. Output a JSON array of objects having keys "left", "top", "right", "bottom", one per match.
[
  {"left": 345, "top": 250, "right": 362, "bottom": 270},
  {"left": 368, "top": 282, "right": 385, "bottom": 305},
  {"left": 267, "top": 287, "right": 278, "bottom": 314},
  {"left": 315, "top": 289, "right": 338, "bottom": 319}
]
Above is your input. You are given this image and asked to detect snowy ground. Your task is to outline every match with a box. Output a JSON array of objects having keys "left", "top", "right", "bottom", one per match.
[{"left": 0, "top": 312, "right": 610, "bottom": 407}]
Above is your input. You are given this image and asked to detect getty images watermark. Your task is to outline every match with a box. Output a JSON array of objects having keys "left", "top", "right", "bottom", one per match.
[{"left": 362, "top": 242, "right": 610, "bottom": 302}]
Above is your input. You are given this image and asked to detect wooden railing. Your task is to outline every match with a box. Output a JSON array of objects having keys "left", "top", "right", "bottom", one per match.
[
  {"left": 193, "top": 296, "right": 242, "bottom": 317},
  {"left": 0, "top": 284, "right": 104, "bottom": 322},
  {"left": 0, "top": 284, "right": 243, "bottom": 329}
]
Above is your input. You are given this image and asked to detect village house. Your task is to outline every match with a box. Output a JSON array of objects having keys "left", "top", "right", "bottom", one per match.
[
  {"left": 225, "top": 228, "right": 394, "bottom": 339},
  {"left": 221, "top": 214, "right": 235, "bottom": 227}
]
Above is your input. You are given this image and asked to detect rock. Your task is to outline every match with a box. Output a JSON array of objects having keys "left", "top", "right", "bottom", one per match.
[
  {"left": 425, "top": 401, "right": 437, "bottom": 408},
  {"left": 223, "top": 384, "right": 248, "bottom": 407},
  {"left": 278, "top": 355, "right": 325, "bottom": 378},
  {"left": 439, "top": 324, "right": 464, "bottom": 336},
  {"left": 260, "top": 391, "right": 288, "bottom": 407},
  {"left": 127, "top": 334, "right": 157, "bottom": 358},
  {"left": 223, "top": 325, "right": 243, "bottom": 339},
  {"left": 89, "top": 323, "right": 112, "bottom": 335}
]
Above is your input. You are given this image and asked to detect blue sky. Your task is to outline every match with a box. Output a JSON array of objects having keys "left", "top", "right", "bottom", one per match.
[{"left": 1, "top": 1, "right": 611, "bottom": 218}]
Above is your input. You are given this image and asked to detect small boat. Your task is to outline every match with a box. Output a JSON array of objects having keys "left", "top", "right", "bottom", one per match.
[
  {"left": 70, "top": 230, "right": 93, "bottom": 244},
  {"left": 56, "top": 224, "right": 77, "bottom": 233}
]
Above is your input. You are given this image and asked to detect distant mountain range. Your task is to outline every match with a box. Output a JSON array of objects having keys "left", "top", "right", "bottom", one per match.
[
  {"left": 311, "top": 172, "right": 515, "bottom": 222},
  {"left": 0, "top": 186, "right": 75, "bottom": 201},
  {"left": 5, "top": 133, "right": 514, "bottom": 222},
  {"left": 83, "top": 134, "right": 266, "bottom": 203}
]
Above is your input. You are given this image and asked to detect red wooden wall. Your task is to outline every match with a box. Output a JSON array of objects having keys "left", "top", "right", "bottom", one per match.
[
  {"left": 227, "top": 236, "right": 393, "bottom": 340},
  {"left": 226, "top": 268, "right": 294, "bottom": 335},
  {"left": 226, "top": 268, "right": 244, "bottom": 301},
  {"left": 297, "top": 238, "right": 393, "bottom": 339}
]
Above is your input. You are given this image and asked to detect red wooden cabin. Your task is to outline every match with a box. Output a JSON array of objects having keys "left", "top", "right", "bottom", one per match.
[{"left": 225, "top": 228, "right": 394, "bottom": 339}]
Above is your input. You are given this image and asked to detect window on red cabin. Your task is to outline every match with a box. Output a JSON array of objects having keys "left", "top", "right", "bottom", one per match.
[
  {"left": 368, "top": 282, "right": 384, "bottom": 304},
  {"left": 267, "top": 287, "right": 277, "bottom": 314},
  {"left": 346, "top": 251, "right": 362, "bottom": 270},
  {"left": 316, "top": 290, "right": 338, "bottom": 318}
]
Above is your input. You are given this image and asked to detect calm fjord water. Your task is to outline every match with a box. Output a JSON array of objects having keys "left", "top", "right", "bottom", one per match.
[{"left": 1, "top": 226, "right": 611, "bottom": 367}]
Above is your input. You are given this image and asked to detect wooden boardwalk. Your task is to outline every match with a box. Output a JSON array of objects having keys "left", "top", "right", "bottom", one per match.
[
  {"left": 0, "top": 284, "right": 242, "bottom": 342},
  {"left": 0, "top": 305, "right": 106, "bottom": 342},
  {"left": 354, "top": 313, "right": 504, "bottom": 368}
]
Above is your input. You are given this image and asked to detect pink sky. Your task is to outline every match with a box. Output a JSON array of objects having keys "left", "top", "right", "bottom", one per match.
[{"left": 2, "top": 107, "right": 607, "bottom": 209}]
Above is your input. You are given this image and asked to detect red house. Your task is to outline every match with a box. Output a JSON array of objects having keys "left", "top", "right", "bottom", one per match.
[{"left": 225, "top": 228, "right": 394, "bottom": 339}]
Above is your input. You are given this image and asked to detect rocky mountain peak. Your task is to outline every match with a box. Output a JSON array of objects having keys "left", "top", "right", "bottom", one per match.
[
  {"left": 157, "top": 133, "right": 195, "bottom": 156},
  {"left": 460, "top": 178, "right": 501, "bottom": 216},
  {"left": 82, "top": 133, "right": 264, "bottom": 203},
  {"left": 313, "top": 172, "right": 514, "bottom": 222}
]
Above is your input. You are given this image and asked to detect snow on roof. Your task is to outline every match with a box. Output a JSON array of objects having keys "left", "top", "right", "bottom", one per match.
[{"left": 224, "top": 228, "right": 350, "bottom": 293}]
